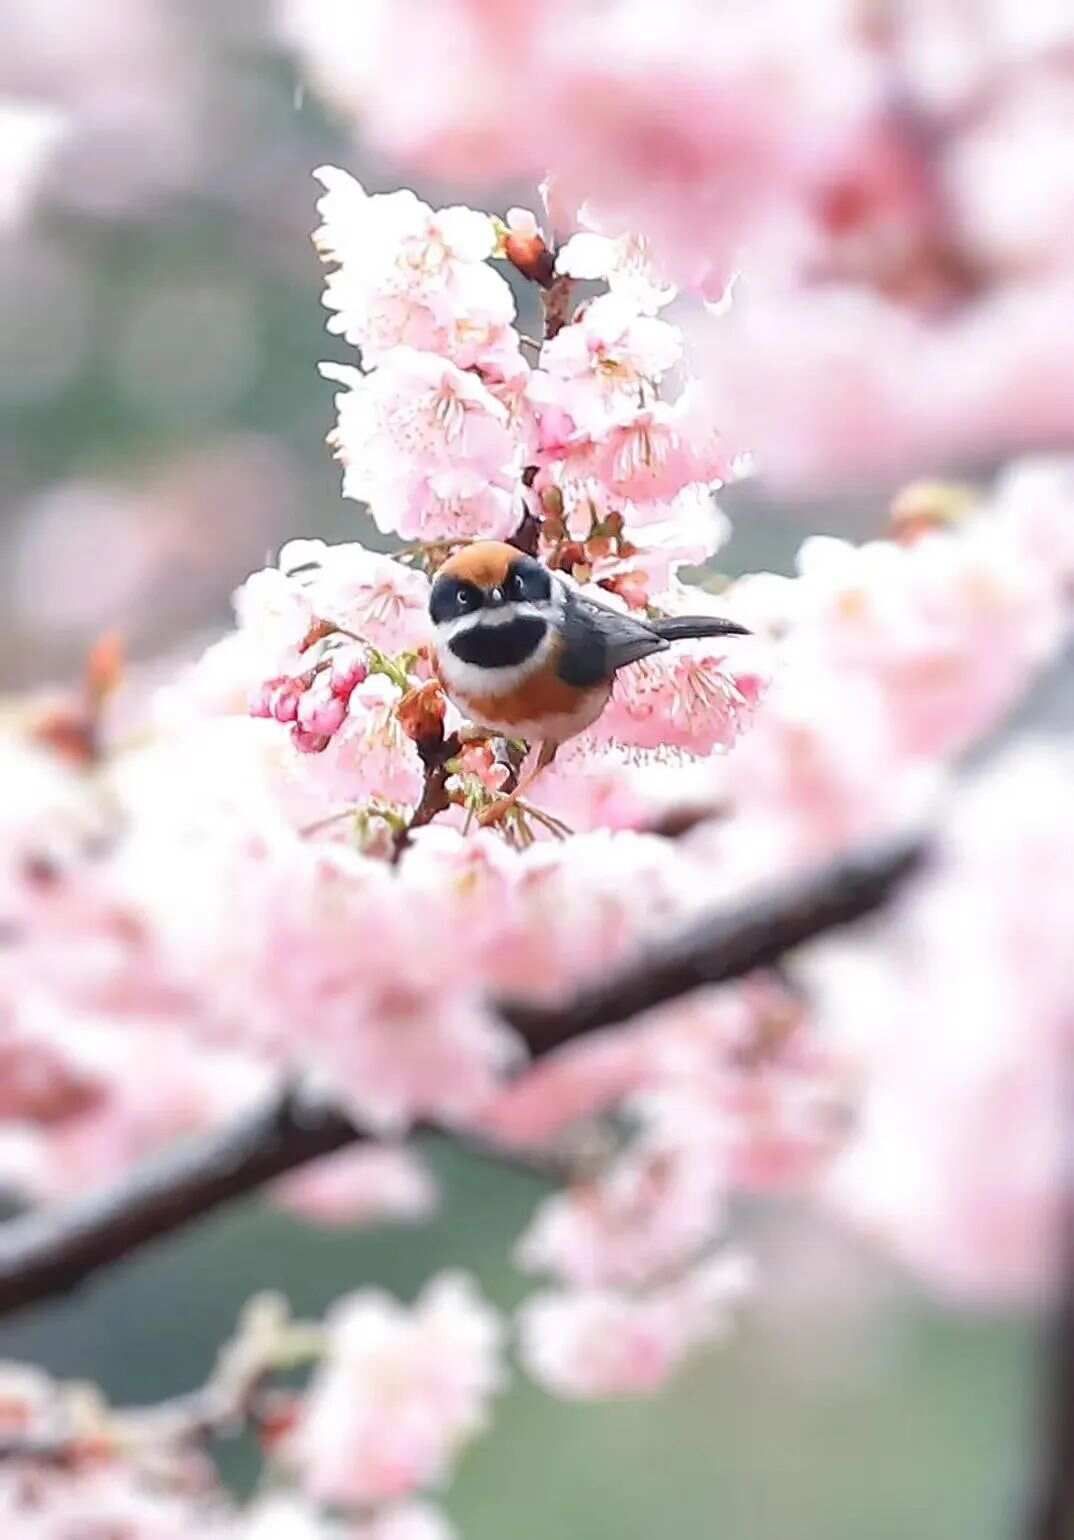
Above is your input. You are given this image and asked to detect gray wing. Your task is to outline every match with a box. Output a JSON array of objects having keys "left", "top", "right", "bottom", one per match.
[{"left": 555, "top": 585, "right": 668, "bottom": 688}]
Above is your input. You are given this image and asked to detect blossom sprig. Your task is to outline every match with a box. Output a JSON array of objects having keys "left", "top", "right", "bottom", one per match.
[
  {"left": 0, "top": 1276, "right": 502, "bottom": 1540},
  {"left": 284, "top": 0, "right": 1074, "bottom": 488},
  {"left": 314, "top": 167, "right": 736, "bottom": 614}
]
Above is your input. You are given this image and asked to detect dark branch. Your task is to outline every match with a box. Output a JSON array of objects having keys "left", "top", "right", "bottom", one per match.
[
  {"left": 1022, "top": 1105, "right": 1074, "bottom": 1540},
  {"left": 499, "top": 834, "right": 926, "bottom": 1053},
  {"left": 0, "top": 834, "right": 925, "bottom": 1320},
  {"left": 0, "top": 1086, "right": 357, "bottom": 1318},
  {"left": 392, "top": 728, "right": 461, "bottom": 862}
]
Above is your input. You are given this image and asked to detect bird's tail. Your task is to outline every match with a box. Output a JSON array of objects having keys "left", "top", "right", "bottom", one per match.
[{"left": 651, "top": 615, "right": 750, "bottom": 643}]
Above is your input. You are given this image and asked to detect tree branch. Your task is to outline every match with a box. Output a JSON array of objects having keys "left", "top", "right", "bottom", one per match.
[
  {"left": 0, "top": 834, "right": 925, "bottom": 1319},
  {"left": 1022, "top": 1101, "right": 1074, "bottom": 1540},
  {"left": 498, "top": 834, "right": 926, "bottom": 1053},
  {"left": 0, "top": 1087, "right": 358, "bottom": 1318}
]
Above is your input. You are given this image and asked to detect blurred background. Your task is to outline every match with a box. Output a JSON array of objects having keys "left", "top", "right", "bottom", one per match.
[{"left": 0, "top": 4, "right": 1049, "bottom": 1537}]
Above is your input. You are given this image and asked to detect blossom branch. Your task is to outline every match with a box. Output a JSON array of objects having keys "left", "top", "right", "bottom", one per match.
[
  {"left": 0, "top": 1294, "right": 317, "bottom": 1466},
  {"left": 391, "top": 723, "right": 462, "bottom": 862},
  {"left": 0, "top": 834, "right": 923, "bottom": 1319},
  {"left": 498, "top": 834, "right": 926, "bottom": 1053},
  {"left": 0, "top": 1085, "right": 358, "bottom": 1318}
]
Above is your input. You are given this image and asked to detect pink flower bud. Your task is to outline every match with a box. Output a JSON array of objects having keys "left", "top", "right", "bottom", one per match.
[
  {"left": 291, "top": 726, "right": 332, "bottom": 754},
  {"left": 248, "top": 679, "right": 280, "bottom": 719},
  {"left": 271, "top": 684, "right": 302, "bottom": 723},
  {"left": 297, "top": 689, "right": 348, "bottom": 737},
  {"left": 329, "top": 644, "right": 370, "bottom": 699}
]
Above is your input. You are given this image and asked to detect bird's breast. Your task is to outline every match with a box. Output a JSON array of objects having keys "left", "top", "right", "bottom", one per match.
[{"left": 434, "top": 634, "right": 610, "bottom": 746}]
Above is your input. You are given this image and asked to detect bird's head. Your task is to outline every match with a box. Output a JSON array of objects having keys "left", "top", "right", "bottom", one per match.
[{"left": 429, "top": 542, "right": 557, "bottom": 672}]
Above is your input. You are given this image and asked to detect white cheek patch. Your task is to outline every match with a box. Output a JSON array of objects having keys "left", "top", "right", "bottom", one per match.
[{"left": 436, "top": 600, "right": 549, "bottom": 644}]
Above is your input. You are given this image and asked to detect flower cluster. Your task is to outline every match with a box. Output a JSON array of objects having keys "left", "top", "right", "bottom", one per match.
[
  {"left": 315, "top": 167, "right": 736, "bottom": 587},
  {"left": 283, "top": 0, "right": 1074, "bottom": 487},
  {"left": 0, "top": 1279, "right": 501, "bottom": 1539}
]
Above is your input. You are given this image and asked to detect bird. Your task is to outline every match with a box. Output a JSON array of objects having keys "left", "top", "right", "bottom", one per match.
[{"left": 428, "top": 541, "right": 750, "bottom": 826}]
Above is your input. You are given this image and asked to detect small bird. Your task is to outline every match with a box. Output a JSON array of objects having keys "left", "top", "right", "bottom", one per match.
[{"left": 428, "top": 541, "right": 749, "bottom": 824}]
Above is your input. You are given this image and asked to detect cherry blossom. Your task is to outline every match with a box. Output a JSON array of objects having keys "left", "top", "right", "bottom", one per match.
[
  {"left": 517, "top": 1251, "right": 753, "bottom": 1400},
  {"left": 594, "top": 638, "right": 761, "bottom": 758},
  {"left": 284, "top": 0, "right": 1074, "bottom": 487},
  {"left": 314, "top": 166, "right": 513, "bottom": 371},
  {"left": 538, "top": 293, "right": 682, "bottom": 432},
  {"left": 0, "top": 1468, "right": 230, "bottom": 1540},
  {"left": 324, "top": 352, "right": 523, "bottom": 541},
  {"left": 570, "top": 390, "right": 732, "bottom": 507},
  {"left": 286, "top": 1272, "right": 504, "bottom": 1507},
  {"left": 813, "top": 740, "right": 1074, "bottom": 1304},
  {"left": 274, "top": 1145, "right": 437, "bottom": 1229},
  {"left": 555, "top": 225, "right": 677, "bottom": 315},
  {"left": 516, "top": 1135, "right": 727, "bottom": 1291}
]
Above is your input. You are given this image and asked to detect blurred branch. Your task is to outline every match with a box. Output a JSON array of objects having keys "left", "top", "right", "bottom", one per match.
[
  {"left": 499, "top": 834, "right": 926, "bottom": 1053},
  {"left": 1022, "top": 1109, "right": 1074, "bottom": 1540},
  {"left": 0, "top": 1087, "right": 357, "bottom": 1319},
  {"left": 0, "top": 834, "right": 925, "bottom": 1320}
]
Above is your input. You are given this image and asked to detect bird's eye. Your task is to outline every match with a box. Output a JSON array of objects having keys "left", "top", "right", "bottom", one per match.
[
  {"left": 455, "top": 583, "right": 480, "bottom": 612},
  {"left": 506, "top": 570, "right": 526, "bottom": 600}
]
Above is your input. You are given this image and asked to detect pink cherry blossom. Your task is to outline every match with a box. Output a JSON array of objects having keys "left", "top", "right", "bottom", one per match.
[
  {"left": 277, "top": 673, "right": 423, "bottom": 809},
  {"left": 813, "top": 740, "right": 1074, "bottom": 1304},
  {"left": 313, "top": 166, "right": 514, "bottom": 371},
  {"left": 516, "top": 1134, "right": 726, "bottom": 1290},
  {"left": 233, "top": 566, "right": 316, "bottom": 663},
  {"left": 787, "top": 513, "right": 1067, "bottom": 758},
  {"left": 347, "top": 1504, "right": 457, "bottom": 1540},
  {"left": 324, "top": 351, "right": 523, "bottom": 541},
  {"left": 595, "top": 640, "right": 759, "bottom": 758},
  {"left": 286, "top": 1272, "right": 504, "bottom": 1506},
  {"left": 0, "top": 1362, "right": 60, "bottom": 1438},
  {"left": 539, "top": 293, "right": 682, "bottom": 432},
  {"left": 243, "top": 1498, "right": 455, "bottom": 1540},
  {"left": 556, "top": 225, "right": 677, "bottom": 314},
  {"left": 712, "top": 671, "right": 942, "bottom": 868},
  {"left": 580, "top": 389, "right": 732, "bottom": 505},
  {"left": 0, "top": 1468, "right": 230, "bottom": 1540},
  {"left": 474, "top": 830, "right": 715, "bottom": 1006},
  {"left": 236, "top": 540, "right": 431, "bottom": 668},
  {"left": 517, "top": 1251, "right": 753, "bottom": 1400},
  {"left": 285, "top": 2, "right": 1074, "bottom": 488},
  {"left": 991, "top": 455, "right": 1074, "bottom": 588},
  {"left": 274, "top": 1145, "right": 437, "bottom": 1228}
]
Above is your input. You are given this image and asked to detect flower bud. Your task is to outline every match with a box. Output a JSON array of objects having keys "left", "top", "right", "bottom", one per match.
[
  {"left": 328, "top": 644, "right": 370, "bottom": 699},
  {"left": 503, "top": 208, "right": 556, "bottom": 286},
  {"left": 291, "top": 726, "right": 331, "bottom": 754},
  {"left": 890, "top": 480, "right": 976, "bottom": 544},
  {"left": 396, "top": 679, "right": 447, "bottom": 747}
]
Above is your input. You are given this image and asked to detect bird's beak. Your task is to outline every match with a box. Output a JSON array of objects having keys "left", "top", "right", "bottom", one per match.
[{"left": 488, "top": 586, "right": 505, "bottom": 606}]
